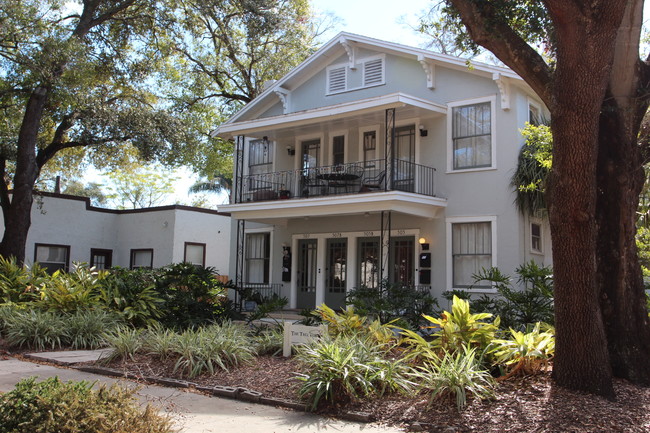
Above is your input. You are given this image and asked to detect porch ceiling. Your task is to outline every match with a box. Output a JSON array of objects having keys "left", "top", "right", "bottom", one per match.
[
  {"left": 215, "top": 92, "right": 447, "bottom": 140},
  {"left": 219, "top": 191, "right": 447, "bottom": 223}
]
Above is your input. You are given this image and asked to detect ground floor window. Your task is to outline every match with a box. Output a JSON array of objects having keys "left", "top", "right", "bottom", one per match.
[
  {"left": 130, "top": 249, "right": 153, "bottom": 269},
  {"left": 184, "top": 242, "right": 206, "bottom": 267},
  {"left": 358, "top": 237, "right": 380, "bottom": 289},
  {"left": 35, "top": 244, "right": 69, "bottom": 273},
  {"left": 90, "top": 248, "right": 112, "bottom": 270},
  {"left": 452, "top": 221, "right": 492, "bottom": 288},
  {"left": 531, "top": 222, "right": 543, "bottom": 254},
  {"left": 245, "top": 233, "right": 270, "bottom": 284}
]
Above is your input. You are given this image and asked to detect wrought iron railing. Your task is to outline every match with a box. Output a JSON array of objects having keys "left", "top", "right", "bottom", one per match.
[{"left": 235, "top": 159, "right": 436, "bottom": 203}]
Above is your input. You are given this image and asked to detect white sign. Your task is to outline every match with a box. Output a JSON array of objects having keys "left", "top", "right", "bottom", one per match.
[{"left": 282, "top": 322, "right": 327, "bottom": 357}]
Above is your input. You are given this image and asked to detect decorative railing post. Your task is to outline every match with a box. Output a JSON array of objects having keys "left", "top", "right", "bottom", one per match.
[
  {"left": 380, "top": 210, "right": 391, "bottom": 283},
  {"left": 234, "top": 219, "right": 245, "bottom": 310}
]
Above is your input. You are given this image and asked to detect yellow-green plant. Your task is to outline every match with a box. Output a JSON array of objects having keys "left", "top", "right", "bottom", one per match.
[
  {"left": 0, "top": 256, "right": 48, "bottom": 303},
  {"left": 314, "top": 304, "right": 395, "bottom": 345},
  {"left": 400, "top": 295, "right": 500, "bottom": 361},
  {"left": 492, "top": 322, "right": 555, "bottom": 378}
]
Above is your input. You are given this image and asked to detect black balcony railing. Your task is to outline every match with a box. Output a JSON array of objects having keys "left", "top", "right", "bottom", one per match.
[{"left": 235, "top": 159, "right": 436, "bottom": 204}]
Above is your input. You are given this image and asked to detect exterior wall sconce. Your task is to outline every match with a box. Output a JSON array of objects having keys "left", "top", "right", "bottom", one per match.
[
  {"left": 286, "top": 145, "right": 295, "bottom": 156},
  {"left": 418, "top": 124, "right": 428, "bottom": 137},
  {"left": 419, "top": 237, "right": 429, "bottom": 250}
]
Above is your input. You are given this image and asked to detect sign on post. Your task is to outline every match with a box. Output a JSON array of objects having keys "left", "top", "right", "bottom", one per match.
[{"left": 282, "top": 322, "right": 327, "bottom": 357}]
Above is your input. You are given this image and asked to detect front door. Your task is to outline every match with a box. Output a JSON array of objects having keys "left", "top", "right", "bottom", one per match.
[
  {"left": 389, "top": 236, "right": 414, "bottom": 287},
  {"left": 297, "top": 239, "right": 317, "bottom": 309},
  {"left": 393, "top": 125, "right": 415, "bottom": 192},
  {"left": 358, "top": 237, "right": 380, "bottom": 289},
  {"left": 325, "top": 238, "right": 347, "bottom": 310}
]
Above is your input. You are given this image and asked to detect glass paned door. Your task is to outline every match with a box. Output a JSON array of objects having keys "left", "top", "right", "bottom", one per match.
[
  {"left": 325, "top": 238, "right": 347, "bottom": 309},
  {"left": 393, "top": 125, "right": 415, "bottom": 192},
  {"left": 358, "top": 237, "right": 380, "bottom": 289},
  {"left": 301, "top": 139, "right": 321, "bottom": 197},
  {"left": 390, "top": 237, "right": 414, "bottom": 287},
  {"left": 297, "top": 239, "right": 318, "bottom": 309}
]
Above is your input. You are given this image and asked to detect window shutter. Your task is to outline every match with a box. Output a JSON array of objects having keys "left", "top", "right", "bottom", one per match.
[
  {"left": 363, "top": 58, "right": 383, "bottom": 86},
  {"left": 328, "top": 67, "right": 346, "bottom": 93}
]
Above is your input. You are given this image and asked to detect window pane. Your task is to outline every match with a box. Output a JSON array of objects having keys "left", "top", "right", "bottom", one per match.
[
  {"left": 132, "top": 250, "right": 152, "bottom": 268},
  {"left": 185, "top": 244, "right": 205, "bottom": 266},
  {"left": 246, "top": 233, "right": 270, "bottom": 284},
  {"left": 36, "top": 246, "right": 67, "bottom": 263},
  {"left": 452, "top": 222, "right": 492, "bottom": 287},
  {"left": 452, "top": 102, "right": 491, "bottom": 169}
]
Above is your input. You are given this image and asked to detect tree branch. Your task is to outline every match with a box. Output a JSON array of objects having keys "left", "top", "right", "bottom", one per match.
[{"left": 446, "top": 0, "right": 554, "bottom": 107}]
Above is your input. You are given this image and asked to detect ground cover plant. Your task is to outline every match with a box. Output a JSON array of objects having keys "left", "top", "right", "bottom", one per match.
[{"left": 0, "top": 376, "right": 174, "bottom": 433}]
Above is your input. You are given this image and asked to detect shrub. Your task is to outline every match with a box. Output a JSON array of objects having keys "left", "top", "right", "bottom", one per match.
[
  {"left": 3, "top": 309, "right": 68, "bottom": 350},
  {"left": 253, "top": 326, "right": 284, "bottom": 356},
  {"left": 296, "top": 334, "right": 412, "bottom": 409},
  {"left": 0, "top": 376, "right": 174, "bottom": 433},
  {"left": 97, "top": 267, "right": 164, "bottom": 326},
  {"left": 470, "top": 262, "right": 554, "bottom": 330},
  {"left": 401, "top": 295, "right": 499, "bottom": 360},
  {"left": 346, "top": 280, "right": 439, "bottom": 329},
  {"left": 313, "top": 304, "right": 395, "bottom": 345},
  {"left": 155, "top": 263, "right": 231, "bottom": 329},
  {"left": 0, "top": 256, "right": 47, "bottom": 303},
  {"left": 410, "top": 345, "right": 495, "bottom": 411},
  {"left": 37, "top": 265, "right": 105, "bottom": 313},
  {"left": 492, "top": 322, "right": 555, "bottom": 377},
  {"left": 143, "top": 324, "right": 178, "bottom": 361}
]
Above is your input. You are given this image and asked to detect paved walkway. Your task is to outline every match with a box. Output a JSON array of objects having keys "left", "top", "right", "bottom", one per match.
[{"left": 0, "top": 352, "right": 404, "bottom": 433}]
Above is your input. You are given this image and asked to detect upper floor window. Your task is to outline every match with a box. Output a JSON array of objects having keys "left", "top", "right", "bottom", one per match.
[
  {"left": 332, "top": 135, "right": 345, "bottom": 165},
  {"left": 451, "top": 101, "right": 492, "bottom": 170},
  {"left": 528, "top": 103, "right": 541, "bottom": 126},
  {"left": 363, "top": 57, "right": 384, "bottom": 86},
  {"left": 35, "top": 244, "right": 69, "bottom": 273},
  {"left": 531, "top": 222, "right": 543, "bottom": 254},
  {"left": 363, "top": 131, "right": 377, "bottom": 167},
  {"left": 249, "top": 138, "right": 273, "bottom": 190},
  {"left": 327, "top": 66, "right": 346, "bottom": 93}
]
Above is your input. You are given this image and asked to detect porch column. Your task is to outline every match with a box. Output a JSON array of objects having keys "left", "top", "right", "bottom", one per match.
[
  {"left": 384, "top": 108, "right": 395, "bottom": 191},
  {"left": 289, "top": 236, "right": 298, "bottom": 309},
  {"left": 234, "top": 219, "right": 245, "bottom": 309},
  {"left": 380, "top": 211, "right": 392, "bottom": 282},
  {"left": 234, "top": 135, "right": 245, "bottom": 203}
]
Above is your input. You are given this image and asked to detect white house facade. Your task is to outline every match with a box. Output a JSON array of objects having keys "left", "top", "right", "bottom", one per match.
[
  {"left": 217, "top": 33, "right": 551, "bottom": 309},
  {"left": 1, "top": 193, "right": 231, "bottom": 275}
]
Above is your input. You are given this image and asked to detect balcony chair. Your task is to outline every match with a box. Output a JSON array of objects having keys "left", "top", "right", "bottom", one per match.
[{"left": 360, "top": 170, "right": 386, "bottom": 192}]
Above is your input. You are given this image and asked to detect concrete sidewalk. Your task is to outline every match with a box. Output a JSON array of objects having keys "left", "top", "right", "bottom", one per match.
[{"left": 0, "top": 354, "right": 404, "bottom": 433}]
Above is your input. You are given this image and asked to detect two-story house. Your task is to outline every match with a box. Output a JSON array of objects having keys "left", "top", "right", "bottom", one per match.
[{"left": 216, "top": 33, "right": 551, "bottom": 310}]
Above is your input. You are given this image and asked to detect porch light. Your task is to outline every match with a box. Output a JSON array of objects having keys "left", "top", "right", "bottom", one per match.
[
  {"left": 418, "top": 124, "right": 428, "bottom": 137},
  {"left": 419, "top": 237, "right": 429, "bottom": 250},
  {"left": 286, "top": 145, "right": 295, "bottom": 156}
]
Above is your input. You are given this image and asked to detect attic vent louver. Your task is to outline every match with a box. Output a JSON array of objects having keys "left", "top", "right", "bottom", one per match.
[
  {"left": 328, "top": 66, "right": 346, "bottom": 93},
  {"left": 363, "top": 58, "right": 383, "bottom": 86}
]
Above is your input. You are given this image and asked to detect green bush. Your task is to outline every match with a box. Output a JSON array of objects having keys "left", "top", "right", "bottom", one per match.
[
  {"left": 37, "top": 264, "right": 108, "bottom": 313},
  {"left": 143, "top": 324, "right": 178, "bottom": 361},
  {"left": 252, "top": 326, "right": 284, "bottom": 356},
  {"left": 346, "top": 280, "right": 439, "bottom": 329},
  {"left": 97, "top": 267, "right": 164, "bottom": 326},
  {"left": 409, "top": 345, "right": 495, "bottom": 411},
  {"left": 0, "top": 376, "right": 174, "bottom": 433},
  {"left": 0, "top": 257, "right": 47, "bottom": 304},
  {"left": 313, "top": 304, "right": 395, "bottom": 345},
  {"left": 400, "top": 295, "right": 499, "bottom": 361},
  {"left": 155, "top": 263, "right": 232, "bottom": 329},
  {"left": 470, "top": 262, "right": 554, "bottom": 330},
  {"left": 296, "top": 334, "right": 412, "bottom": 409},
  {"left": 65, "top": 309, "right": 122, "bottom": 349},
  {"left": 3, "top": 309, "right": 68, "bottom": 351},
  {"left": 103, "top": 327, "right": 144, "bottom": 362}
]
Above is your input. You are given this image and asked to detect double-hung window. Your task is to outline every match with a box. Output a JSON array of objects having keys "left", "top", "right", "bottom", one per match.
[
  {"left": 249, "top": 139, "right": 273, "bottom": 191},
  {"left": 450, "top": 100, "right": 493, "bottom": 170},
  {"left": 184, "top": 242, "right": 206, "bottom": 267},
  {"left": 451, "top": 221, "right": 493, "bottom": 288},
  {"left": 130, "top": 249, "right": 153, "bottom": 269},
  {"left": 245, "top": 233, "right": 270, "bottom": 284}
]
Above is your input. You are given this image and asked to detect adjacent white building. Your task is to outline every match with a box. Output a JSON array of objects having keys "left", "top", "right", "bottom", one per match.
[
  {"left": 216, "top": 33, "right": 551, "bottom": 309},
  {"left": 1, "top": 192, "right": 231, "bottom": 276}
]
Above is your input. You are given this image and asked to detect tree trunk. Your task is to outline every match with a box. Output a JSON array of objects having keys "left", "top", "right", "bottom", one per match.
[
  {"left": 596, "top": 99, "right": 650, "bottom": 385},
  {"left": 0, "top": 87, "right": 47, "bottom": 264}
]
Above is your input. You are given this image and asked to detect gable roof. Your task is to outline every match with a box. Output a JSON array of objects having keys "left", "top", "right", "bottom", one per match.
[{"left": 215, "top": 31, "right": 525, "bottom": 134}]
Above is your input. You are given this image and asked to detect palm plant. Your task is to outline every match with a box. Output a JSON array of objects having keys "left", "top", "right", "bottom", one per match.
[
  {"left": 188, "top": 174, "right": 232, "bottom": 201},
  {"left": 492, "top": 322, "right": 555, "bottom": 377}
]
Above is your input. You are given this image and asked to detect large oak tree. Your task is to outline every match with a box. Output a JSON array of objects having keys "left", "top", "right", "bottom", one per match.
[{"left": 441, "top": 0, "right": 650, "bottom": 396}]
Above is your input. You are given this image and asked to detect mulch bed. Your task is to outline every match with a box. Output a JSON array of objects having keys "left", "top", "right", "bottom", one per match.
[{"left": 96, "top": 353, "right": 650, "bottom": 433}]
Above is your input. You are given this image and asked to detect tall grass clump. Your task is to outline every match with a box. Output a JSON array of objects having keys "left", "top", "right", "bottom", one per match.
[
  {"left": 253, "top": 325, "right": 284, "bottom": 356},
  {"left": 65, "top": 309, "right": 122, "bottom": 349},
  {"left": 143, "top": 323, "right": 178, "bottom": 361},
  {"left": 409, "top": 345, "right": 495, "bottom": 410},
  {"left": 172, "top": 322, "right": 255, "bottom": 378},
  {"left": 3, "top": 309, "right": 67, "bottom": 350},
  {"left": 0, "top": 376, "right": 174, "bottom": 433},
  {"left": 103, "top": 327, "right": 144, "bottom": 362},
  {"left": 296, "top": 334, "right": 412, "bottom": 409}
]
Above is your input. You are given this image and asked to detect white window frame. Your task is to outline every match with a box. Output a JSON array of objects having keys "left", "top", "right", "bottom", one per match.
[
  {"left": 447, "top": 96, "right": 497, "bottom": 173},
  {"left": 446, "top": 216, "right": 497, "bottom": 292},
  {"left": 530, "top": 220, "right": 543, "bottom": 254},
  {"left": 329, "top": 130, "right": 348, "bottom": 165},
  {"left": 527, "top": 98, "right": 542, "bottom": 126},
  {"left": 326, "top": 63, "right": 347, "bottom": 95},
  {"left": 361, "top": 54, "right": 385, "bottom": 87},
  {"left": 244, "top": 228, "right": 274, "bottom": 285}
]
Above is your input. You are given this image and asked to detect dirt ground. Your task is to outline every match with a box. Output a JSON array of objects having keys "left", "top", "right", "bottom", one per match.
[{"left": 101, "top": 353, "right": 650, "bottom": 433}]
